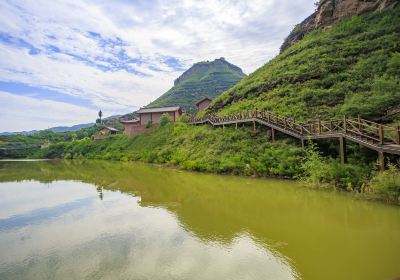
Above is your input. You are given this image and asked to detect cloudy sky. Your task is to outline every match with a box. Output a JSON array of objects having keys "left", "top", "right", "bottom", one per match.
[{"left": 0, "top": 0, "right": 314, "bottom": 132}]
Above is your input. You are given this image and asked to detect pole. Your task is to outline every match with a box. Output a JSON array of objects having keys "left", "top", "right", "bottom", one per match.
[
  {"left": 378, "top": 151, "right": 384, "bottom": 171},
  {"left": 339, "top": 136, "right": 347, "bottom": 164},
  {"left": 379, "top": 124, "right": 384, "bottom": 145}
]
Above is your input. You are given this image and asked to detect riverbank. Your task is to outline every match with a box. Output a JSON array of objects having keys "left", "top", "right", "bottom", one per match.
[{"left": 34, "top": 122, "right": 400, "bottom": 204}]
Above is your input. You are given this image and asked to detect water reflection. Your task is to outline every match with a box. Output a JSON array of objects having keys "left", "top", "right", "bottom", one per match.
[{"left": 0, "top": 160, "right": 399, "bottom": 280}]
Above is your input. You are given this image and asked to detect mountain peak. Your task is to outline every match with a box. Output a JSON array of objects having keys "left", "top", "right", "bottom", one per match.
[
  {"left": 174, "top": 57, "right": 244, "bottom": 86},
  {"left": 148, "top": 58, "right": 246, "bottom": 113}
]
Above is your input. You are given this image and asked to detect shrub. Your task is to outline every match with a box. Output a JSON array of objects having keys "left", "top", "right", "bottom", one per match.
[
  {"left": 300, "top": 142, "right": 328, "bottom": 185},
  {"left": 159, "top": 113, "right": 172, "bottom": 127},
  {"left": 370, "top": 164, "right": 400, "bottom": 202},
  {"left": 146, "top": 120, "right": 153, "bottom": 128}
]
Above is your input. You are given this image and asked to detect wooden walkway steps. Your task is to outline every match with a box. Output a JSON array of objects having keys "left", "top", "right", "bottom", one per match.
[{"left": 187, "top": 110, "right": 400, "bottom": 170}]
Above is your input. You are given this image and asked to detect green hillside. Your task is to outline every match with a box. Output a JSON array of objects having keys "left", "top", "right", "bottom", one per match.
[
  {"left": 148, "top": 58, "right": 246, "bottom": 114},
  {"left": 208, "top": 7, "right": 400, "bottom": 123}
]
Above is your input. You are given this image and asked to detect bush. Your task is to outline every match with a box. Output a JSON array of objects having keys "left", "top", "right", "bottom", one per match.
[
  {"left": 370, "top": 164, "right": 400, "bottom": 202},
  {"left": 146, "top": 120, "right": 153, "bottom": 128},
  {"left": 159, "top": 113, "right": 172, "bottom": 127},
  {"left": 301, "top": 143, "right": 370, "bottom": 189}
]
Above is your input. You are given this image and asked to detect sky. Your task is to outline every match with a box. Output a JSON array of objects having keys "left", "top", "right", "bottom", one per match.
[{"left": 0, "top": 0, "right": 315, "bottom": 132}]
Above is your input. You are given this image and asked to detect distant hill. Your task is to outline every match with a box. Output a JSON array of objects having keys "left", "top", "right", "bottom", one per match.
[
  {"left": 0, "top": 123, "right": 94, "bottom": 135},
  {"left": 147, "top": 57, "right": 246, "bottom": 114},
  {"left": 208, "top": 2, "right": 400, "bottom": 122}
]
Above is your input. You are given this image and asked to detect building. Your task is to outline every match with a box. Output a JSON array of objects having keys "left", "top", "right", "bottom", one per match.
[
  {"left": 195, "top": 97, "right": 212, "bottom": 111},
  {"left": 120, "top": 118, "right": 141, "bottom": 137},
  {"left": 136, "top": 106, "right": 182, "bottom": 125},
  {"left": 93, "top": 126, "right": 120, "bottom": 140},
  {"left": 99, "top": 126, "right": 120, "bottom": 135},
  {"left": 120, "top": 106, "right": 182, "bottom": 137}
]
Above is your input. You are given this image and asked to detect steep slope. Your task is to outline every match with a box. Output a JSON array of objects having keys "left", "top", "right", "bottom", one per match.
[
  {"left": 147, "top": 58, "right": 245, "bottom": 114},
  {"left": 208, "top": 5, "right": 400, "bottom": 122},
  {"left": 281, "top": 0, "right": 399, "bottom": 52}
]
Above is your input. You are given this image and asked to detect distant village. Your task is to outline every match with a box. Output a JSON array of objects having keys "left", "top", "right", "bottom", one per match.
[{"left": 96, "top": 97, "right": 212, "bottom": 139}]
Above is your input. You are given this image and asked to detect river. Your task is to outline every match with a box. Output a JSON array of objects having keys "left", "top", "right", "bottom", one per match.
[{"left": 0, "top": 160, "right": 399, "bottom": 280}]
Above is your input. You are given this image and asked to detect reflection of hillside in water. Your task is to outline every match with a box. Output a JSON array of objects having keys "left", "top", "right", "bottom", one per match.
[{"left": 1, "top": 160, "right": 400, "bottom": 280}]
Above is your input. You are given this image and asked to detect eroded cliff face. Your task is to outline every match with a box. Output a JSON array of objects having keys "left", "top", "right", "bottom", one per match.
[{"left": 280, "top": 0, "right": 399, "bottom": 52}]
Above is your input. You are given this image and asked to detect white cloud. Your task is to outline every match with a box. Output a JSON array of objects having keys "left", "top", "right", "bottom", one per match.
[
  {"left": 0, "top": 91, "right": 97, "bottom": 131},
  {"left": 0, "top": 0, "right": 315, "bottom": 131}
]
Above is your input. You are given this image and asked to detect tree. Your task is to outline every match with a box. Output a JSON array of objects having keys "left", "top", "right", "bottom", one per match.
[{"left": 98, "top": 110, "right": 103, "bottom": 124}]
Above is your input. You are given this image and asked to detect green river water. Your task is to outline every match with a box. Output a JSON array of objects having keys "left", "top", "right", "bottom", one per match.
[{"left": 0, "top": 160, "right": 399, "bottom": 280}]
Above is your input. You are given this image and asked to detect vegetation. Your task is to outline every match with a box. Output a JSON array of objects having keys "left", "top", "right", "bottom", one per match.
[
  {"left": 208, "top": 8, "right": 400, "bottom": 124},
  {"left": 36, "top": 123, "right": 305, "bottom": 177},
  {"left": 148, "top": 58, "right": 246, "bottom": 114},
  {"left": 0, "top": 126, "right": 99, "bottom": 159},
  {"left": 370, "top": 164, "right": 400, "bottom": 202},
  {"left": 4, "top": 8, "right": 400, "bottom": 204},
  {"left": 35, "top": 122, "right": 400, "bottom": 203},
  {"left": 159, "top": 113, "right": 172, "bottom": 127}
]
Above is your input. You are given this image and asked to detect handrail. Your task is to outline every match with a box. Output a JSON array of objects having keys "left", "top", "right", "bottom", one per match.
[{"left": 187, "top": 109, "right": 400, "bottom": 147}]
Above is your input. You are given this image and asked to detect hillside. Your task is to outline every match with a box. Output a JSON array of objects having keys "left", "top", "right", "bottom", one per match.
[
  {"left": 208, "top": 4, "right": 400, "bottom": 122},
  {"left": 148, "top": 58, "right": 246, "bottom": 114},
  {"left": 0, "top": 123, "right": 94, "bottom": 135}
]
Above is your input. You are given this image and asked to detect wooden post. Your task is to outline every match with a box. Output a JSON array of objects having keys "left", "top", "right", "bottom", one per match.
[
  {"left": 235, "top": 122, "right": 238, "bottom": 129},
  {"left": 379, "top": 124, "right": 384, "bottom": 145},
  {"left": 318, "top": 119, "right": 321, "bottom": 134},
  {"left": 271, "top": 128, "right": 275, "bottom": 142},
  {"left": 301, "top": 138, "right": 305, "bottom": 148},
  {"left": 253, "top": 121, "right": 256, "bottom": 131},
  {"left": 378, "top": 151, "right": 384, "bottom": 171},
  {"left": 300, "top": 126, "right": 303, "bottom": 136},
  {"left": 397, "top": 126, "right": 400, "bottom": 145},
  {"left": 222, "top": 124, "right": 225, "bottom": 130},
  {"left": 339, "top": 136, "right": 347, "bottom": 164}
]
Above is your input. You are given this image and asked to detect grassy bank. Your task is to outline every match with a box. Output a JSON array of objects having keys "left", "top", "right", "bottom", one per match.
[{"left": 36, "top": 122, "right": 400, "bottom": 204}]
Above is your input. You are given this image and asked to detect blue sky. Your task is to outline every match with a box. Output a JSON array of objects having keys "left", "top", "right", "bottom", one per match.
[{"left": 0, "top": 0, "right": 314, "bottom": 132}]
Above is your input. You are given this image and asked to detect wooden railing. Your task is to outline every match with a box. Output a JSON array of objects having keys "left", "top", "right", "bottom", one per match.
[{"left": 187, "top": 110, "right": 400, "bottom": 146}]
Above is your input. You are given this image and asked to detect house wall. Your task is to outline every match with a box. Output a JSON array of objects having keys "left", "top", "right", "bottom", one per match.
[
  {"left": 197, "top": 99, "right": 212, "bottom": 111},
  {"left": 139, "top": 111, "right": 180, "bottom": 125},
  {"left": 140, "top": 113, "right": 151, "bottom": 126},
  {"left": 122, "top": 122, "right": 140, "bottom": 137}
]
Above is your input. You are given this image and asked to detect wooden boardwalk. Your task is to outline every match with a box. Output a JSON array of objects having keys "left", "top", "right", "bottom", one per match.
[{"left": 187, "top": 110, "right": 400, "bottom": 170}]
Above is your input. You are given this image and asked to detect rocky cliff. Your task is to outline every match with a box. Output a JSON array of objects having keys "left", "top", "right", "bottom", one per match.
[{"left": 280, "top": 0, "right": 399, "bottom": 52}]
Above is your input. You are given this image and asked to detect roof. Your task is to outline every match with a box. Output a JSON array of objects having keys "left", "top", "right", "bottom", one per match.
[
  {"left": 136, "top": 106, "right": 181, "bottom": 114},
  {"left": 195, "top": 97, "right": 212, "bottom": 106},
  {"left": 101, "top": 126, "right": 120, "bottom": 132},
  {"left": 120, "top": 118, "right": 140, "bottom": 124}
]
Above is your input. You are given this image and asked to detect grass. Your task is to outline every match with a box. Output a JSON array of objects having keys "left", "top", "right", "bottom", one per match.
[
  {"left": 35, "top": 123, "right": 400, "bottom": 204},
  {"left": 207, "top": 8, "right": 400, "bottom": 124}
]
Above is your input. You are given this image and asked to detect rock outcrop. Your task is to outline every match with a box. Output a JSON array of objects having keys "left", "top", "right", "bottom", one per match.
[{"left": 280, "top": 0, "right": 399, "bottom": 52}]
